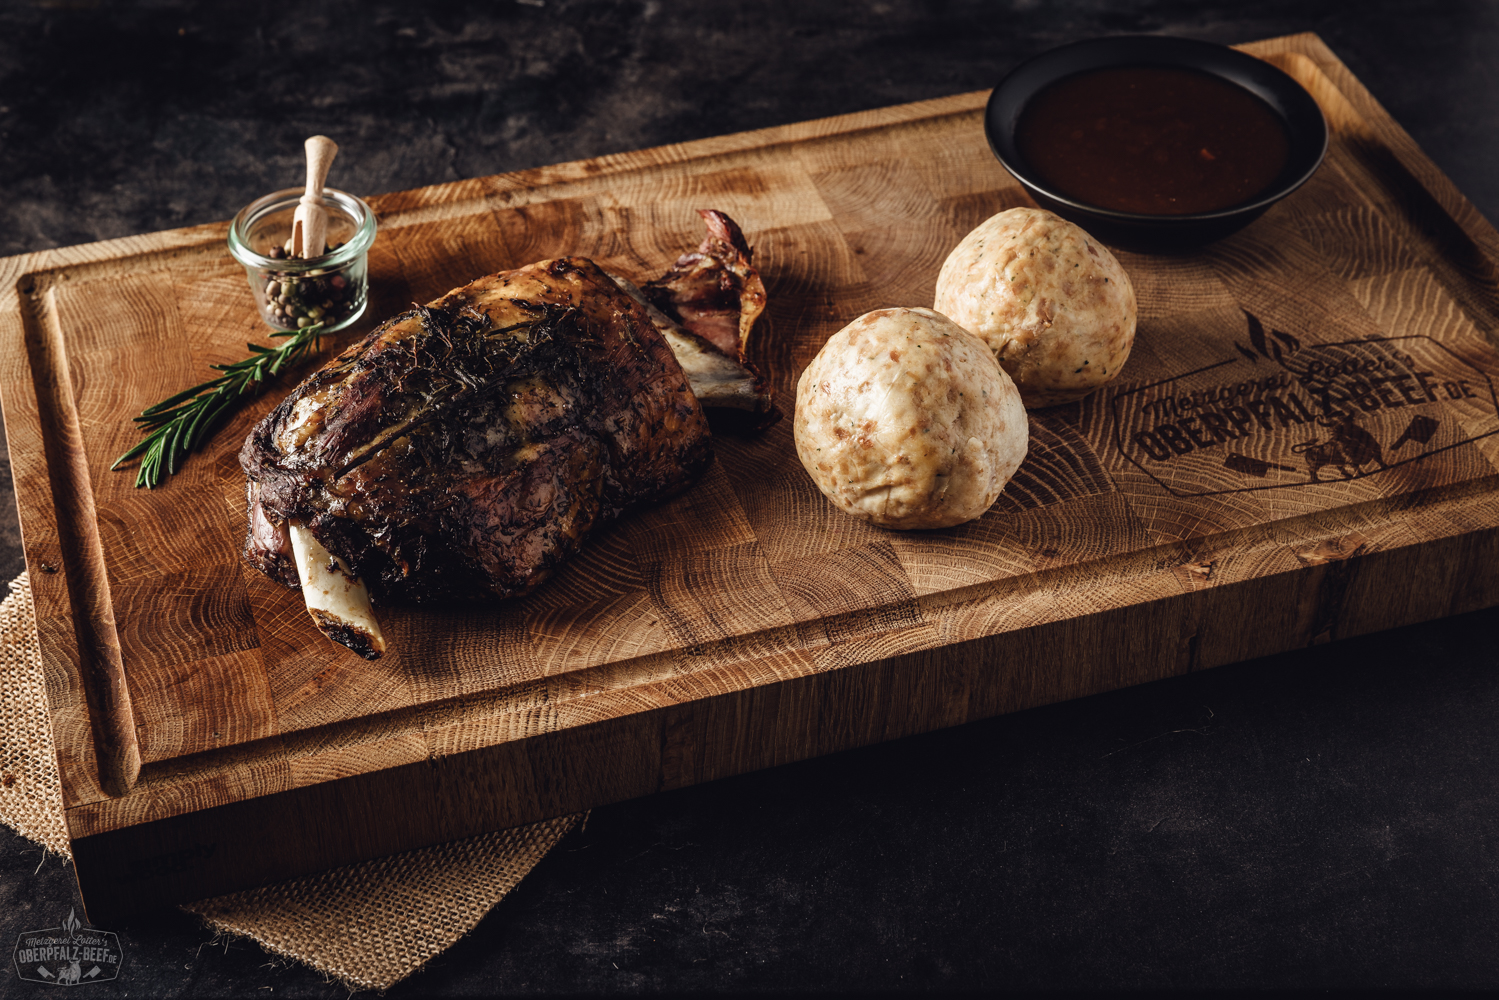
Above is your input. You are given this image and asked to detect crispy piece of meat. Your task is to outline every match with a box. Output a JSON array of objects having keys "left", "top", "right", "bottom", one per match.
[
  {"left": 608, "top": 272, "right": 773, "bottom": 418},
  {"left": 240, "top": 257, "right": 712, "bottom": 604},
  {"left": 643, "top": 209, "right": 768, "bottom": 362}
]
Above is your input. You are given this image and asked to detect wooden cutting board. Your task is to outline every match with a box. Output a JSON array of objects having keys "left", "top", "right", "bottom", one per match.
[{"left": 5, "top": 33, "right": 1499, "bottom": 922}]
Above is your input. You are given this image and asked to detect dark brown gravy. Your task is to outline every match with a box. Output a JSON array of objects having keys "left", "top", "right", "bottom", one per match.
[{"left": 1016, "top": 66, "right": 1290, "bottom": 215}]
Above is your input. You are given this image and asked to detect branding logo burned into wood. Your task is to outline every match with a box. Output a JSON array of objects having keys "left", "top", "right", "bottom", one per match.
[
  {"left": 11, "top": 908, "right": 123, "bottom": 986},
  {"left": 1111, "top": 312, "right": 1499, "bottom": 497}
]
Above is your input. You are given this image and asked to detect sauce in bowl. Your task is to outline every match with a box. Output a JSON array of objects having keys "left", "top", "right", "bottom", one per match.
[{"left": 1015, "top": 66, "right": 1291, "bottom": 216}]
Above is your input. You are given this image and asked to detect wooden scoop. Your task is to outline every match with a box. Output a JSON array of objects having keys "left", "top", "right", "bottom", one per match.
[{"left": 290, "top": 135, "right": 339, "bottom": 259}]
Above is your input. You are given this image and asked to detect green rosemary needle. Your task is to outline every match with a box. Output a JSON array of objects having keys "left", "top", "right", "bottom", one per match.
[{"left": 111, "top": 322, "right": 327, "bottom": 488}]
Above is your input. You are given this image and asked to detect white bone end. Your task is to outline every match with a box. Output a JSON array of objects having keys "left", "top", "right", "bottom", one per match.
[{"left": 288, "top": 522, "right": 386, "bottom": 660}]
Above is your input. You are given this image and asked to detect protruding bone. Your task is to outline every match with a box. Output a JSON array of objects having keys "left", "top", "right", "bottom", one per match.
[
  {"left": 288, "top": 521, "right": 386, "bottom": 659},
  {"left": 607, "top": 272, "right": 773, "bottom": 414}
]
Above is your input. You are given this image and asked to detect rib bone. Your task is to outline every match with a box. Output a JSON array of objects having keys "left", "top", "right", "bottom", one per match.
[{"left": 608, "top": 272, "right": 772, "bottom": 414}]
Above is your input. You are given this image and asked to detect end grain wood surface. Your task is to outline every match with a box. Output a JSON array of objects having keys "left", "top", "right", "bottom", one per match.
[{"left": 2, "top": 32, "right": 1498, "bottom": 920}]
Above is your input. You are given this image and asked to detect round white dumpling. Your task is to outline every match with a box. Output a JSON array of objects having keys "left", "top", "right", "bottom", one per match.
[
  {"left": 794, "top": 307, "right": 1028, "bottom": 530},
  {"left": 934, "top": 207, "right": 1136, "bottom": 408}
]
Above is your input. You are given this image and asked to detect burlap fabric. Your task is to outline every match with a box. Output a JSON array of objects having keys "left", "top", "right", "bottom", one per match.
[{"left": 0, "top": 572, "right": 582, "bottom": 991}]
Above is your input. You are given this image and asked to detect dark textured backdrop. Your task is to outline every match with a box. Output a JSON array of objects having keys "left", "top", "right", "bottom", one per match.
[{"left": 2, "top": 1, "right": 1498, "bottom": 995}]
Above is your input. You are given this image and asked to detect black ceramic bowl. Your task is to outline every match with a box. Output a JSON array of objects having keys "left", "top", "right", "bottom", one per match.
[{"left": 985, "top": 36, "right": 1328, "bottom": 251}]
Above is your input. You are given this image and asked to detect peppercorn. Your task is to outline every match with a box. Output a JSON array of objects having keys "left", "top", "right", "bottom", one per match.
[{"left": 253, "top": 234, "right": 363, "bottom": 331}]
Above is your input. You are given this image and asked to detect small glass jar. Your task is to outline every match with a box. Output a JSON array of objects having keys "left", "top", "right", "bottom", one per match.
[{"left": 227, "top": 187, "right": 377, "bottom": 333}]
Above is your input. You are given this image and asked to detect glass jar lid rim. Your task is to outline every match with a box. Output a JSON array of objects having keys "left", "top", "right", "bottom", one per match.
[{"left": 228, "top": 186, "right": 376, "bottom": 271}]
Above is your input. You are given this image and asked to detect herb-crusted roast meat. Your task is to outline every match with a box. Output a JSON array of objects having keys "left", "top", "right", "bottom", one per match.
[{"left": 241, "top": 255, "right": 713, "bottom": 605}]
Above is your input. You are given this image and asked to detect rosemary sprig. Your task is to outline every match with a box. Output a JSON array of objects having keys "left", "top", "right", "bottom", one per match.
[{"left": 111, "top": 322, "right": 327, "bottom": 488}]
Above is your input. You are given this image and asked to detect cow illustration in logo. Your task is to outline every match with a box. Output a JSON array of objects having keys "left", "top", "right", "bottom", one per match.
[
  {"left": 1239, "top": 312, "right": 1396, "bottom": 483},
  {"left": 1292, "top": 415, "right": 1389, "bottom": 482},
  {"left": 58, "top": 959, "right": 82, "bottom": 985}
]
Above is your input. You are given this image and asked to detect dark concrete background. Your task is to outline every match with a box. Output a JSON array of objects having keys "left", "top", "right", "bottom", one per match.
[{"left": 3, "top": 1, "right": 1499, "bottom": 995}]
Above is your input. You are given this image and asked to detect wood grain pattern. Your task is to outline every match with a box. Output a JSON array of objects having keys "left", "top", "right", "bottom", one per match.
[{"left": 2, "top": 33, "right": 1499, "bottom": 920}]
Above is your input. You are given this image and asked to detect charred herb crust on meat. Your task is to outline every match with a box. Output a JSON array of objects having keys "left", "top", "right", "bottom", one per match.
[{"left": 241, "top": 256, "right": 712, "bottom": 605}]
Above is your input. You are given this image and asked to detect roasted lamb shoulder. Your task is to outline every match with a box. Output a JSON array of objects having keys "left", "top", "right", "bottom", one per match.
[{"left": 241, "top": 256, "right": 713, "bottom": 614}]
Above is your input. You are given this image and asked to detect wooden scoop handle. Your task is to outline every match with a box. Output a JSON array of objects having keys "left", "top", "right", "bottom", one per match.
[
  {"left": 292, "top": 135, "right": 339, "bottom": 258},
  {"left": 302, "top": 135, "right": 339, "bottom": 202}
]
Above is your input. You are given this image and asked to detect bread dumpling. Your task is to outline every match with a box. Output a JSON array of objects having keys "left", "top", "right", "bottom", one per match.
[
  {"left": 794, "top": 307, "right": 1027, "bottom": 530},
  {"left": 934, "top": 207, "right": 1135, "bottom": 408}
]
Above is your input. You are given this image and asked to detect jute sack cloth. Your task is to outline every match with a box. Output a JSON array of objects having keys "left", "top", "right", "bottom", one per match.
[{"left": 0, "top": 572, "right": 582, "bottom": 991}]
